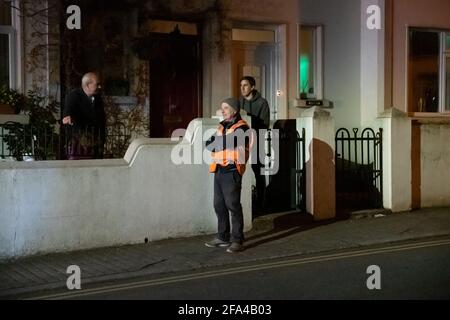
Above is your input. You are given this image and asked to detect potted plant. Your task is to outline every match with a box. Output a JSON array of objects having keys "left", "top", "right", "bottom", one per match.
[
  {"left": 0, "top": 85, "right": 25, "bottom": 114},
  {"left": 2, "top": 90, "right": 59, "bottom": 160},
  {"left": 300, "top": 80, "right": 309, "bottom": 100}
]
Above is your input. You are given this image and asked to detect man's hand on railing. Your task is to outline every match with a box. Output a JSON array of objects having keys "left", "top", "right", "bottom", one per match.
[{"left": 62, "top": 116, "right": 73, "bottom": 125}]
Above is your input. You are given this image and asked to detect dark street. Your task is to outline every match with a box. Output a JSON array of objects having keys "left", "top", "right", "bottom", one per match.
[{"left": 29, "top": 236, "right": 450, "bottom": 300}]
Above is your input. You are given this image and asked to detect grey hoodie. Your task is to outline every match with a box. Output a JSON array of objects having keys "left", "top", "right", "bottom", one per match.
[{"left": 239, "top": 90, "right": 270, "bottom": 130}]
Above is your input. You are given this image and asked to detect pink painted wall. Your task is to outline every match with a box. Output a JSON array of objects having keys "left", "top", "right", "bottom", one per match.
[{"left": 392, "top": 0, "right": 450, "bottom": 112}]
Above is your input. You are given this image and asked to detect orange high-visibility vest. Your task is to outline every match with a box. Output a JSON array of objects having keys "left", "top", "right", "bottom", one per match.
[{"left": 209, "top": 119, "right": 252, "bottom": 176}]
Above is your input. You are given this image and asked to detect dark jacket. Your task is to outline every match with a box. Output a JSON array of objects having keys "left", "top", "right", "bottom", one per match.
[
  {"left": 63, "top": 88, "right": 106, "bottom": 131},
  {"left": 239, "top": 90, "right": 270, "bottom": 130}
]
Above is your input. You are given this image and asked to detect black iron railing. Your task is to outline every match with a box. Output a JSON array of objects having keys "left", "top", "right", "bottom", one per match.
[
  {"left": 0, "top": 122, "right": 130, "bottom": 161},
  {"left": 335, "top": 128, "right": 383, "bottom": 211},
  {"left": 265, "top": 120, "right": 306, "bottom": 213}
]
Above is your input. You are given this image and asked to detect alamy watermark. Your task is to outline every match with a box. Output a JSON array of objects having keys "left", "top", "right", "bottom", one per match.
[
  {"left": 66, "top": 265, "right": 81, "bottom": 290},
  {"left": 366, "top": 5, "right": 382, "bottom": 30},
  {"left": 66, "top": 5, "right": 81, "bottom": 30},
  {"left": 65, "top": 4, "right": 383, "bottom": 31},
  {"left": 170, "top": 126, "right": 280, "bottom": 176},
  {"left": 366, "top": 265, "right": 381, "bottom": 290}
]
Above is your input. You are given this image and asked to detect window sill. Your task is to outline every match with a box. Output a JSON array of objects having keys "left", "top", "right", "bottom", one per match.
[
  {"left": 408, "top": 112, "right": 450, "bottom": 124},
  {"left": 289, "top": 98, "right": 333, "bottom": 108},
  {"left": 108, "top": 96, "right": 138, "bottom": 105}
]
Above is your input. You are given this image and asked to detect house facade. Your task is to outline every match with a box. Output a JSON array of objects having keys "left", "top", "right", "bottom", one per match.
[
  {"left": 1, "top": 0, "right": 300, "bottom": 136},
  {"left": 1, "top": 0, "right": 449, "bottom": 259},
  {"left": 299, "top": 0, "right": 450, "bottom": 210}
]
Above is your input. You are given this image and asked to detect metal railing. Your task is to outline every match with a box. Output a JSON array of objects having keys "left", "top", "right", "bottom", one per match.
[
  {"left": 0, "top": 122, "right": 131, "bottom": 161},
  {"left": 335, "top": 128, "right": 383, "bottom": 211},
  {"left": 265, "top": 120, "right": 306, "bottom": 213}
]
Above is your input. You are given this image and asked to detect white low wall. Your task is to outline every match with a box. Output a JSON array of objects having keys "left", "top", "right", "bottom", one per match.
[
  {"left": 0, "top": 118, "right": 252, "bottom": 260},
  {"left": 421, "top": 123, "right": 450, "bottom": 207}
]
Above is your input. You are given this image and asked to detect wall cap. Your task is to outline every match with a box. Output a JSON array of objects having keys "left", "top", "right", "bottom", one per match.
[
  {"left": 299, "top": 106, "right": 331, "bottom": 119},
  {"left": 378, "top": 107, "right": 408, "bottom": 119}
]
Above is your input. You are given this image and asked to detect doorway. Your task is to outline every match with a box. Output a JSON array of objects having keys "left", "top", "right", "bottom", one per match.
[
  {"left": 149, "top": 32, "right": 202, "bottom": 137},
  {"left": 231, "top": 32, "right": 278, "bottom": 120}
]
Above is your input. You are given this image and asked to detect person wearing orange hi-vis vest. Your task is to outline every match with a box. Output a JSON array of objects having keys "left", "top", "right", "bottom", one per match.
[{"left": 205, "top": 98, "right": 254, "bottom": 253}]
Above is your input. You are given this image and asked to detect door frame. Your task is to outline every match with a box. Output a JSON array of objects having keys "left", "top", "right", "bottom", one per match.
[
  {"left": 230, "top": 22, "right": 287, "bottom": 121},
  {"left": 232, "top": 41, "right": 276, "bottom": 108}
]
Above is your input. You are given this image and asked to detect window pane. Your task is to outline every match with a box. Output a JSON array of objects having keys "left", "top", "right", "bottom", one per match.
[
  {"left": 446, "top": 56, "right": 450, "bottom": 110},
  {"left": 299, "top": 27, "right": 315, "bottom": 98},
  {"left": 0, "top": 33, "right": 9, "bottom": 87},
  {"left": 409, "top": 30, "right": 440, "bottom": 112},
  {"left": 447, "top": 34, "right": 450, "bottom": 51},
  {"left": 0, "top": 1, "right": 12, "bottom": 26}
]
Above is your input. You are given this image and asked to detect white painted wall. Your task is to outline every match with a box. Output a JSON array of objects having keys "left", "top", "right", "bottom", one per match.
[
  {"left": 421, "top": 124, "right": 450, "bottom": 207},
  {"left": 377, "top": 108, "right": 411, "bottom": 212},
  {"left": 299, "top": 0, "right": 362, "bottom": 129},
  {"left": 0, "top": 119, "right": 252, "bottom": 260},
  {"left": 360, "top": 0, "right": 385, "bottom": 127},
  {"left": 297, "top": 107, "right": 335, "bottom": 220}
]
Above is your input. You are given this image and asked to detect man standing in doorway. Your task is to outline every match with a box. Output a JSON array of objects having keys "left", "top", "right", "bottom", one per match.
[{"left": 239, "top": 76, "right": 270, "bottom": 215}]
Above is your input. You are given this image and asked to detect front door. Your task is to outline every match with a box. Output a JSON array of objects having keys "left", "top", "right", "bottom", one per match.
[
  {"left": 149, "top": 33, "right": 202, "bottom": 137},
  {"left": 232, "top": 42, "right": 277, "bottom": 120}
]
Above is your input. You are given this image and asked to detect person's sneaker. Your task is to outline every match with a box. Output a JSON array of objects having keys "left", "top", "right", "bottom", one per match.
[
  {"left": 205, "top": 238, "right": 230, "bottom": 248},
  {"left": 226, "top": 242, "right": 244, "bottom": 253}
]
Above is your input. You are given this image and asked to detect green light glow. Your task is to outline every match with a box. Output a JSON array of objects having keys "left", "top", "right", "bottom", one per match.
[{"left": 300, "top": 55, "right": 309, "bottom": 93}]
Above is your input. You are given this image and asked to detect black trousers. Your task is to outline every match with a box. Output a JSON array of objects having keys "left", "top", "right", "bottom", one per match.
[{"left": 214, "top": 169, "right": 244, "bottom": 244}]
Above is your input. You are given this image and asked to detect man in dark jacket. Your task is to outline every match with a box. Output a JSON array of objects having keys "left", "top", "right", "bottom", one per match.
[
  {"left": 63, "top": 72, "right": 106, "bottom": 159},
  {"left": 239, "top": 76, "right": 270, "bottom": 215}
]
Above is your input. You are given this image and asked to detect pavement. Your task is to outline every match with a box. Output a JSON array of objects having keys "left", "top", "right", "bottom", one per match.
[{"left": 1, "top": 207, "right": 450, "bottom": 299}]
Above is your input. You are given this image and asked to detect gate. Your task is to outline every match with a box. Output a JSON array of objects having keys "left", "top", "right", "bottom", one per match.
[
  {"left": 335, "top": 128, "right": 383, "bottom": 211},
  {"left": 265, "top": 120, "right": 306, "bottom": 213}
]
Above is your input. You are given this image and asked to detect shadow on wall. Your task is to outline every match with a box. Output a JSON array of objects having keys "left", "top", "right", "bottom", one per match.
[
  {"left": 307, "top": 137, "right": 336, "bottom": 219},
  {"left": 263, "top": 124, "right": 337, "bottom": 220}
]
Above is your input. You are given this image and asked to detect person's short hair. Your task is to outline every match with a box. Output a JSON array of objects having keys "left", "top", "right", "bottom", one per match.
[
  {"left": 240, "top": 76, "right": 256, "bottom": 87},
  {"left": 82, "top": 72, "right": 99, "bottom": 87}
]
